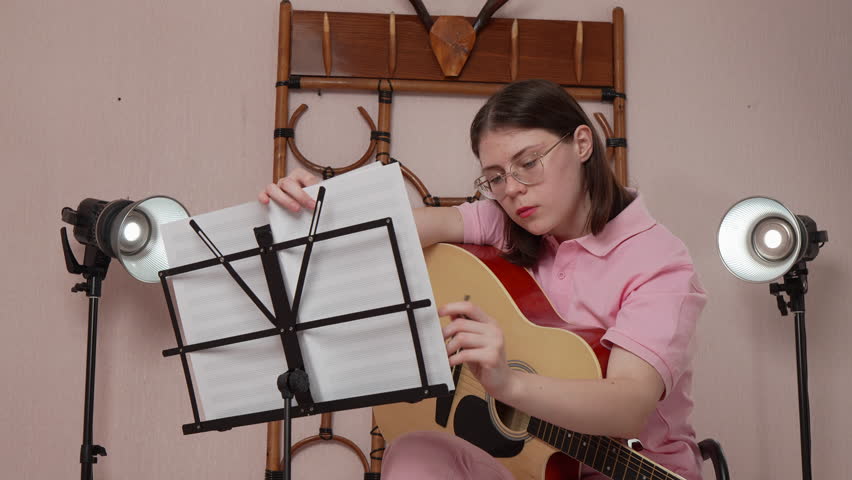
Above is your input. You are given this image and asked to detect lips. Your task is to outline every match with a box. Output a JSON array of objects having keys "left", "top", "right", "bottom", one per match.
[{"left": 516, "top": 206, "right": 537, "bottom": 218}]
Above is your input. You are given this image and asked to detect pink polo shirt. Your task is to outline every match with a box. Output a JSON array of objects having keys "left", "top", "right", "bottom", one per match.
[{"left": 456, "top": 191, "right": 707, "bottom": 480}]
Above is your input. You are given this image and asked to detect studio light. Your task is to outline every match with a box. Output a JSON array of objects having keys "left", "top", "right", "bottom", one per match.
[
  {"left": 717, "top": 196, "right": 828, "bottom": 480},
  {"left": 717, "top": 197, "right": 826, "bottom": 283},
  {"left": 60, "top": 195, "right": 189, "bottom": 480},
  {"left": 61, "top": 196, "right": 189, "bottom": 282}
]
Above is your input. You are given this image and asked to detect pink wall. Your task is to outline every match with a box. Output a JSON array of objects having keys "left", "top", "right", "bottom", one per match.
[{"left": 2, "top": 0, "right": 850, "bottom": 479}]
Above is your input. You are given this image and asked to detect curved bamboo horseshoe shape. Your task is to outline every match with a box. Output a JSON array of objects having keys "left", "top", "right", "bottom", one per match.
[
  {"left": 377, "top": 156, "right": 482, "bottom": 207},
  {"left": 593, "top": 112, "right": 619, "bottom": 179},
  {"left": 287, "top": 104, "right": 378, "bottom": 178},
  {"left": 284, "top": 412, "right": 370, "bottom": 473},
  {"left": 592, "top": 112, "right": 629, "bottom": 186}
]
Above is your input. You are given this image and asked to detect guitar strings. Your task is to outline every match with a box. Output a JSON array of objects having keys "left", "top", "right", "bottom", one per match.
[
  {"left": 456, "top": 368, "right": 674, "bottom": 478},
  {"left": 449, "top": 340, "right": 680, "bottom": 479},
  {"left": 548, "top": 423, "right": 671, "bottom": 480},
  {"left": 533, "top": 419, "right": 679, "bottom": 480},
  {"left": 455, "top": 368, "right": 676, "bottom": 479},
  {"left": 584, "top": 433, "right": 671, "bottom": 480}
]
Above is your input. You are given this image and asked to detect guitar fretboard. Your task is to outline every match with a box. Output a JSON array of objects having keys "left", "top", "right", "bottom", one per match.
[{"left": 526, "top": 417, "right": 681, "bottom": 480}]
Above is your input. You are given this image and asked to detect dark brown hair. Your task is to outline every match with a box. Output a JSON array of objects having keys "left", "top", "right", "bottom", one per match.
[{"left": 470, "top": 79, "right": 632, "bottom": 267}]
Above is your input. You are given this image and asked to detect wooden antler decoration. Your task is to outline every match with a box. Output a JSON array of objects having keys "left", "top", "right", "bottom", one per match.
[{"left": 409, "top": 0, "right": 509, "bottom": 77}]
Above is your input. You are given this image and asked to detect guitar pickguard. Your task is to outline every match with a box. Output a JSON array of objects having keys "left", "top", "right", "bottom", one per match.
[{"left": 453, "top": 395, "right": 524, "bottom": 458}]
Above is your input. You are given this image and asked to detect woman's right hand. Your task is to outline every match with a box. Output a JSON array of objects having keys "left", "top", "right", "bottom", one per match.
[{"left": 258, "top": 167, "right": 319, "bottom": 212}]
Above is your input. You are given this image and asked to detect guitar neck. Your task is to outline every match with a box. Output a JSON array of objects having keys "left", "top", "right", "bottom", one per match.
[{"left": 527, "top": 417, "right": 681, "bottom": 480}]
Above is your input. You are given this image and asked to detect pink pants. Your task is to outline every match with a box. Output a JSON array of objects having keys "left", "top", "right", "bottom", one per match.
[{"left": 381, "top": 431, "right": 515, "bottom": 480}]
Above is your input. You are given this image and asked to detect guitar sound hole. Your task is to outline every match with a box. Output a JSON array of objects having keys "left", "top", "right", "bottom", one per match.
[{"left": 494, "top": 399, "right": 529, "bottom": 432}]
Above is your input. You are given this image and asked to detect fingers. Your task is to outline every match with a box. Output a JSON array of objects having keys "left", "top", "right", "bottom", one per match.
[
  {"left": 442, "top": 318, "right": 488, "bottom": 340},
  {"left": 288, "top": 167, "right": 321, "bottom": 188},
  {"left": 444, "top": 329, "right": 488, "bottom": 353},
  {"left": 438, "top": 301, "right": 495, "bottom": 326},
  {"left": 448, "top": 347, "right": 501, "bottom": 369},
  {"left": 442, "top": 307, "right": 504, "bottom": 368},
  {"left": 258, "top": 189, "right": 271, "bottom": 204},
  {"left": 444, "top": 319, "right": 503, "bottom": 352},
  {"left": 258, "top": 167, "right": 320, "bottom": 213},
  {"left": 266, "top": 179, "right": 312, "bottom": 213}
]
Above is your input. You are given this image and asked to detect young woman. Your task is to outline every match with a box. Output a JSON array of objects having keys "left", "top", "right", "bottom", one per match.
[{"left": 259, "top": 79, "right": 707, "bottom": 480}]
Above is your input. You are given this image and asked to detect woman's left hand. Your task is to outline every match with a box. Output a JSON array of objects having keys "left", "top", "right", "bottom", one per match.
[{"left": 439, "top": 301, "right": 515, "bottom": 400}]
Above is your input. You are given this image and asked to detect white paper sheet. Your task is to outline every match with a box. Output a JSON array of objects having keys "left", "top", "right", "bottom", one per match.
[{"left": 161, "top": 163, "right": 453, "bottom": 422}]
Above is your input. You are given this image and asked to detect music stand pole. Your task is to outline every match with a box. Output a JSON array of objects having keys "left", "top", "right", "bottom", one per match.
[{"left": 278, "top": 369, "right": 310, "bottom": 480}]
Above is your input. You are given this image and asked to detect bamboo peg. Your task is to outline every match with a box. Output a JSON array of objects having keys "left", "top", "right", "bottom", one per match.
[
  {"left": 575, "top": 21, "right": 584, "bottom": 83},
  {"left": 272, "top": 0, "right": 293, "bottom": 181},
  {"left": 323, "top": 13, "right": 332, "bottom": 76},
  {"left": 376, "top": 79, "right": 393, "bottom": 164},
  {"left": 612, "top": 7, "right": 627, "bottom": 186},
  {"left": 389, "top": 12, "right": 397, "bottom": 76},
  {"left": 266, "top": 421, "right": 282, "bottom": 472},
  {"left": 510, "top": 19, "right": 519, "bottom": 81},
  {"left": 319, "top": 413, "right": 332, "bottom": 438}
]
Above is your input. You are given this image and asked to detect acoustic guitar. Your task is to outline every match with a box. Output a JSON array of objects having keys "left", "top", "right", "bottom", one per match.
[{"left": 373, "top": 243, "right": 685, "bottom": 480}]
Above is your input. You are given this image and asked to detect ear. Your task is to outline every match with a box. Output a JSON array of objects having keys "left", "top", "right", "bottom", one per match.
[{"left": 572, "top": 125, "right": 594, "bottom": 163}]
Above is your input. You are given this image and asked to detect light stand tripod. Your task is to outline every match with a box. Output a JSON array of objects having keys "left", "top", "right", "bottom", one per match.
[{"left": 61, "top": 228, "right": 110, "bottom": 480}]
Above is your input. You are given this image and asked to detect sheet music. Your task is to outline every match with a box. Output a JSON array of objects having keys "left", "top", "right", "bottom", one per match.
[{"left": 161, "top": 163, "right": 453, "bottom": 422}]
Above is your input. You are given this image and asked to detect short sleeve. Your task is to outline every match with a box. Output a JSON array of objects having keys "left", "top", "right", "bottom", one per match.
[
  {"left": 600, "top": 264, "right": 707, "bottom": 398},
  {"left": 454, "top": 200, "right": 509, "bottom": 249}
]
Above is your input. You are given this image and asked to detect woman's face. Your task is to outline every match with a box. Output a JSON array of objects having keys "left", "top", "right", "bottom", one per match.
[{"left": 477, "top": 126, "right": 594, "bottom": 241}]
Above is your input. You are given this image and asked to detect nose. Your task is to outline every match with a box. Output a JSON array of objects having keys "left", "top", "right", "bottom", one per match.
[{"left": 503, "top": 174, "right": 527, "bottom": 198}]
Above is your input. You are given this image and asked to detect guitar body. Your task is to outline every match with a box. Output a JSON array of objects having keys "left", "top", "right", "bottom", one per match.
[{"left": 374, "top": 243, "right": 605, "bottom": 480}]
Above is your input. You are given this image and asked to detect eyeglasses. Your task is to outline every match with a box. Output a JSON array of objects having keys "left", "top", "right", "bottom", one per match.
[{"left": 474, "top": 131, "right": 571, "bottom": 200}]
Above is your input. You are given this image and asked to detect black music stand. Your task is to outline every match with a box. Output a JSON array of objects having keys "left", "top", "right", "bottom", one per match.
[{"left": 159, "top": 186, "right": 449, "bottom": 478}]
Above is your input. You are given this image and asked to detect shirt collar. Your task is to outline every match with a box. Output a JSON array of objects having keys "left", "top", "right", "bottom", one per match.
[{"left": 545, "top": 188, "right": 657, "bottom": 257}]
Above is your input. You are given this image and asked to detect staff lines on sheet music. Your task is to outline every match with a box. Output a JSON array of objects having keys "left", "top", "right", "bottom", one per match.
[
  {"left": 201, "top": 359, "right": 286, "bottom": 385},
  {"left": 166, "top": 299, "right": 434, "bottom": 358},
  {"left": 188, "top": 219, "right": 277, "bottom": 326},
  {"left": 297, "top": 286, "right": 409, "bottom": 322},
  {"left": 306, "top": 328, "right": 440, "bottom": 368},
  {"left": 286, "top": 240, "right": 397, "bottom": 276},
  {"left": 185, "top": 319, "right": 269, "bottom": 344},
  {"left": 168, "top": 224, "right": 267, "bottom": 263},
  {"left": 209, "top": 383, "right": 279, "bottom": 404},
  {"left": 177, "top": 275, "right": 270, "bottom": 303},
  {"left": 289, "top": 258, "right": 399, "bottom": 297}
]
